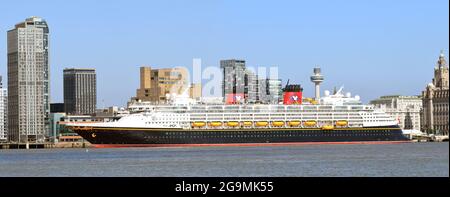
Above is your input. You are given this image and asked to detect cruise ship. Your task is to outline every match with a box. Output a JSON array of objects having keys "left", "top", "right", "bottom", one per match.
[{"left": 67, "top": 86, "right": 408, "bottom": 147}]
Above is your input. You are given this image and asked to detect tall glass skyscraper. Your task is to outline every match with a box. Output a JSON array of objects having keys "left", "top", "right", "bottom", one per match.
[{"left": 7, "top": 17, "right": 50, "bottom": 143}]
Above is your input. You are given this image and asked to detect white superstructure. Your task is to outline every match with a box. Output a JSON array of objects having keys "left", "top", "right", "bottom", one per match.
[{"left": 88, "top": 88, "right": 399, "bottom": 130}]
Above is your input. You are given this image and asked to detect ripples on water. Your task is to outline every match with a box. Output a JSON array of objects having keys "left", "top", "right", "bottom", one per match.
[{"left": 0, "top": 143, "right": 448, "bottom": 177}]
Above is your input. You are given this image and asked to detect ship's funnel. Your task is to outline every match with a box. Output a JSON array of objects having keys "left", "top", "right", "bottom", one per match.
[
  {"left": 225, "top": 93, "right": 245, "bottom": 104},
  {"left": 282, "top": 83, "right": 303, "bottom": 105}
]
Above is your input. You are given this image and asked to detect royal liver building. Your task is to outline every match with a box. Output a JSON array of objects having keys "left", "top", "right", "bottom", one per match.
[
  {"left": 422, "top": 51, "right": 449, "bottom": 135},
  {"left": 7, "top": 17, "right": 50, "bottom": 143}
]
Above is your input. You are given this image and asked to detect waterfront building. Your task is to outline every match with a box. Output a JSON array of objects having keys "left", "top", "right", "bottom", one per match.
[
  {"left": 49, "top": 112, "right": 65, "bottom": 143},
  {"left": 135, "top": 66, "right": 200, "bottom": 103},
  {"left": 7, "top": 17, "right": 50, "bottom": 143},
  {"left": 64, "top": 68, "right": 97, "bottom": 115},
  {"left": 421, "top": 51, "right": 449, "bottom": 135},
  {"left": 0, "top": 76, "right": 7, "bottom": 141},
  {"left": 370, "top": 95, "right": 422, "bottom": 131}
]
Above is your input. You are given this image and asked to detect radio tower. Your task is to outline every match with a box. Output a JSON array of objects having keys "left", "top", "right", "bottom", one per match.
[{"left": 310, "top": 67, "right": 324, "bottom": 100}]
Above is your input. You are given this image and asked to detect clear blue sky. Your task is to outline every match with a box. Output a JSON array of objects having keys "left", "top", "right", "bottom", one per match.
[{"left": 1, "top": 0, "right": 448, "bottom": 107}]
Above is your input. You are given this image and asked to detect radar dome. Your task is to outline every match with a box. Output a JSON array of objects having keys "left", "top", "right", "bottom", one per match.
[
  {"left": 355, "top": 95, "right": 360, "bottom": 101},
  {"left": 345, "top": 92, "right": 351, "bottom": 97},
  {"left": 324, "top": 90, "right": 330, "bottom": 96}
]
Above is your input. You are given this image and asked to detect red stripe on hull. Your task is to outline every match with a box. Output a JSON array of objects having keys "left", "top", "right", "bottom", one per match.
[{"left": 92, "top": 141, "right": 411, "bottom": 148}]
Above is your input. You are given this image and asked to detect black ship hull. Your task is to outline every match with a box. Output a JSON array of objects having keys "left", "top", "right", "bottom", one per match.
[{"left": 71, "top": 125, "right": 409, "bottom": 147}]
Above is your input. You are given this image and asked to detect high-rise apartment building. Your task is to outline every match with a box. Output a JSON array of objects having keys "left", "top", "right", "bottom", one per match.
[
  {"left": 7, "top": 17, "right": 50, "bottom": 143},
  {"left": 0, "top": 76, "right": 7, "bottom": 141},
  {"left": 221, "top": 59, "right": 247, "bottom": 97},
  {"left": 64, "top": 68, "right": 97, "bottom": 115},
  {"left": 136, "top": 66, "right": 200, "bottom": 103},
  {"left": 422, "top": 51, "right": 449, "bottom": 135},
  {"left": 245, "top": 69, "right": 259, "bottom": 103}
]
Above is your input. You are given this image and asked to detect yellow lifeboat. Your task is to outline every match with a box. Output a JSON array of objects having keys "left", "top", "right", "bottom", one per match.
[
  {"left": 256, "top": 121, "right": 269, "bottom": 127},
  {"left": 321, "top": 125, "right": 334, "bottom": 130},
  {"left": 227, "top": 122, "right": 240, "bottom": 127},
  {"left": 209, "top": 122, "right": 222, "bottom": 127},
  {"left": 272, "top": 121, "right": 285, "bottom": 127},
  {"left": 288, "top": 121, "right": 301, "bottom": 127},
  {"left": 192, "top": 122, "right": 206, "bottom": 127},
  {"left": 304, "top": 98, "right": 318, "bottom": 104},
  {"left": 243, "top": 121, "right": 253, "bottom": 127},
  {"left": 336, "top": 120, "right": 348, "bottom": 127},
  {"left": 304, "top": 121, "right": 317, "bottom": 127}
]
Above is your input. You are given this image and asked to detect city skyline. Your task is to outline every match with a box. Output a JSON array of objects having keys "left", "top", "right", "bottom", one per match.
[{"left": 0, "top": 0, "right": 449, "bottom": 107}]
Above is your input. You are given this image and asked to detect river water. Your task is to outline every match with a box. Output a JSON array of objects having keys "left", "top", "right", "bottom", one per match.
[{"left": 0, "top": 142, "right": 448, "bottom": 177}]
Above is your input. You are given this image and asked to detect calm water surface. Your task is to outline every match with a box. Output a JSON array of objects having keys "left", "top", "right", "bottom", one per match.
[{"left": 0, "top": 142, "right": 448, "bottom": 177}]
